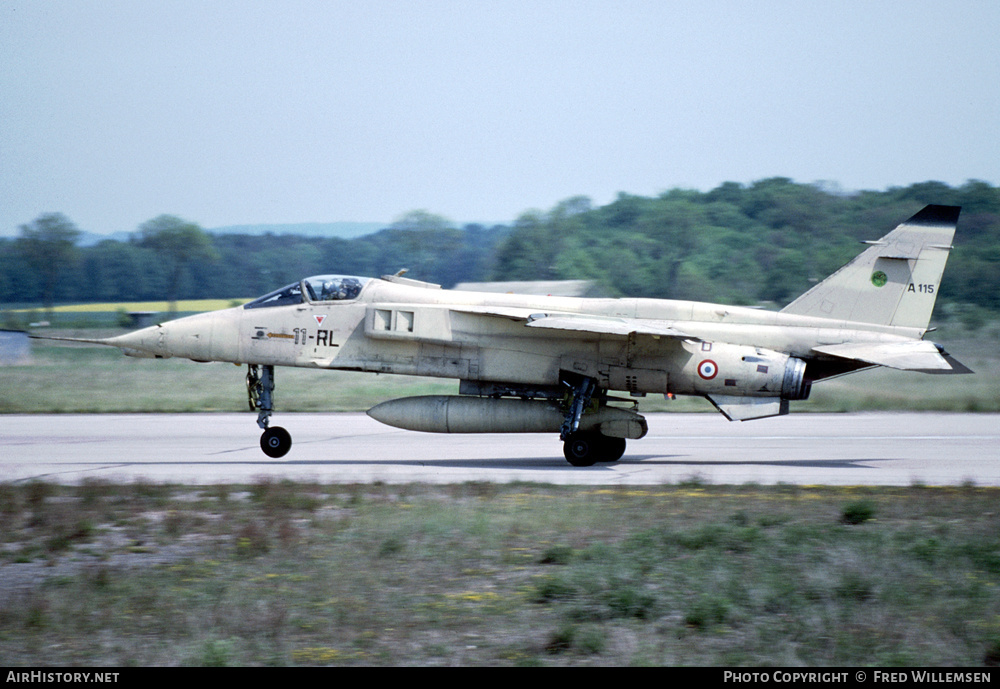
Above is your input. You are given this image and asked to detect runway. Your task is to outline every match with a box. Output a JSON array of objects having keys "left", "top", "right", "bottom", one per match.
[{"left": 2, "top": 412, "right": 997, "bottom": 486}]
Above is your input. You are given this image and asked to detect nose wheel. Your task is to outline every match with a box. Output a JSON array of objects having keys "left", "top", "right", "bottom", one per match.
[
  {"left": 261, "top": 426, "right": 292, "bottom": 458},
  {"left": 248, "top": 364, "right": 293, "bottom": 457}
]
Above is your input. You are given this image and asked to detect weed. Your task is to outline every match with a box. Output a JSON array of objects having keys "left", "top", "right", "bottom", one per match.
[
  {"left": 574, "top": 625, "right": 607, "bottom": 655},
  {"left": 984, "top": 637, "right": 1000, "bottom": 667},
  {"left": 377, "top": 535, "right": 405, "bottom": 558},
  {"left": 533, "top": 575, "right": 577, "bottom": 604},
  {"left": 841, "top": 500, "right": 876, "bottom": 525},
  {"left": 234, "top": 520, "right": 269, "bottom": 558},
  {"left": 604, "top": 584, "right": 657, "bottom": 620},
  {"left": 544, "top": 623, "right": 576, "bottom": 654},
  {"left": 26, "top": 481, "right": 53, "bottom": 508},
  {"left": 835, "top": 571, "right": 875, "bottom": 602},
  {"left": 543, "top": 622, "right": 607, "bottom": 655},
  {"left": 685, "top": 593, "right": 730, "bottom": 630},
  {"left": 200, "top": 639, "right": 235, "bottom": 667},
  {"left": 539, "top": 544, "right": 574, "bottom": 565}
]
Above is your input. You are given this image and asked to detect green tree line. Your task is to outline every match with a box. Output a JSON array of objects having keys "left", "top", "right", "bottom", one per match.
[{"left": 3, "top": 179, "right": 999, "bottom": 321}]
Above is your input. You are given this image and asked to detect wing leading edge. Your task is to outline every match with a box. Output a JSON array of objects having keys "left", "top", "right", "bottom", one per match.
[
  {"left": 524, "top": 314, "right": 692, "bottom": 338},
  {"left": 450, "top": 307, "right": 693, "bottom": 339}
]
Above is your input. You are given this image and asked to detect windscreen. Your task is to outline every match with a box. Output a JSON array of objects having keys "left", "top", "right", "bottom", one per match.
[{"left": 243, "top": 282, "right": 304, "bottom": 309}]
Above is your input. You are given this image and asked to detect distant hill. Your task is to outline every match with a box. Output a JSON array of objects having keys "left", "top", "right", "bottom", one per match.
[
  {"left": 70, "top": 220, "right": 503, "bottom": 246},
  {"left": 77, "top": 231, "right": 133, "bottom": 246},
  {"left": 208, "top": 221, "right": 387, "bottom": 239}
]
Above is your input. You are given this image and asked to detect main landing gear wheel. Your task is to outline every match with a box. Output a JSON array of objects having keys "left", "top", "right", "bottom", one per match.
[
  {"left": 563, "top": 432, "right": 626, "bottom": 467},
  {"left": 597, "top": 435, "right": 627, "bottom": 462},
  {"left": 261, "top": 426, "right": 292, "bottom": 458}
]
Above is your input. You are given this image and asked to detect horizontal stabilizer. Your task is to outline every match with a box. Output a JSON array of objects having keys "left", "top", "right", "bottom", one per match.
[{"left": 812, "top": 340, "right": 972, "bottom": 373}]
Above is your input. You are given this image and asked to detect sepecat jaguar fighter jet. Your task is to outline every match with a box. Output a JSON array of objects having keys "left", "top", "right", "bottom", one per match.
[{"left": 39, "top": 205, "right": 971, "bottom": 465}]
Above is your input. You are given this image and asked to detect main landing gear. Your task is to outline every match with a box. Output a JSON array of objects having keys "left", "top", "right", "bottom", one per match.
[
  {"left": 247, "top": 364, "right": 292, "bottom": 458},
  {"left": 560, "top": 375, "right": 627, "bottom": 467}
]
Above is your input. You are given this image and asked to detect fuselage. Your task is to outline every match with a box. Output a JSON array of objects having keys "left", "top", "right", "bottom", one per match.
[{"left": 106, "top": 274, "right": 923, "bottom": 399}]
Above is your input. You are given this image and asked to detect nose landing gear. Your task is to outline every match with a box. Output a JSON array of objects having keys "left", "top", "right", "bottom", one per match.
[{"left": 247, "top": 364, "right": 292, "bottom": 458}]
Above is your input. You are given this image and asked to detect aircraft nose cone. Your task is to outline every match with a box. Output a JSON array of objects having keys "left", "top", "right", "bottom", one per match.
[
  {"left": 107, "top": 324, "right": 168, "bottom": 358},
  {"left": 107, "top": 308, "right": 241, "bottom": 362},
  {"left": 160, "top": 314, "right": 213, "bottom": 360}
]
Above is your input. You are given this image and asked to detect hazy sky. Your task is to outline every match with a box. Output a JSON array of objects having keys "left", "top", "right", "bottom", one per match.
[{"left": 2, "top": 1, "right": 999, "bottom": 236}]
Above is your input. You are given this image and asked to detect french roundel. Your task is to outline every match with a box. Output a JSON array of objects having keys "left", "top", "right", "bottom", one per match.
[{"left": 697, "top": 359, "right": 718, "bottom": 380}]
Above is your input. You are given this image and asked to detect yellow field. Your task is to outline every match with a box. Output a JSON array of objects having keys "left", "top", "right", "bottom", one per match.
[{"left": 19, "top": 298, "right": 251, "bottom": 313}]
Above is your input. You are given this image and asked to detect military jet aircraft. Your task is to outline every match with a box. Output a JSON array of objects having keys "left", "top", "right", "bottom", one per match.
[{"left": 39, "top": 205, "right": 971, "bottom": 465}]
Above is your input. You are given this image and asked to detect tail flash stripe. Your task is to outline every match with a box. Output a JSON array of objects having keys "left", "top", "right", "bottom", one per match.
[{"left": 905, "top": 205, "right": 961, "bottom": 226}]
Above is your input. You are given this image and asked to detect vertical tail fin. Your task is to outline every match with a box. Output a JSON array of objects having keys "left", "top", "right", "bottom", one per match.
[{"left": 780, "top": 205, "right": 960, "bottom": 330}]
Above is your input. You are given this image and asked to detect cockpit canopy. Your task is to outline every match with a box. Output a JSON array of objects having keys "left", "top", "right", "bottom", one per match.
[{"left": 244, "top": 275, "right": 370, "bottom": 309}]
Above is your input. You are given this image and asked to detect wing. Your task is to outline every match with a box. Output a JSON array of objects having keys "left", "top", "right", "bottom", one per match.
[
  {"left": 525, "top": 314, "right": 692, "bottom": 338},
  {"left": 451, "top": 307, "right": 693, "bottom": 339}
]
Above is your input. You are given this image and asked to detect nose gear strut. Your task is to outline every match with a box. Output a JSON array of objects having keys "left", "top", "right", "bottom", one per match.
[{"left": 247, "top": 364, "right": 292, "bottom": 457}]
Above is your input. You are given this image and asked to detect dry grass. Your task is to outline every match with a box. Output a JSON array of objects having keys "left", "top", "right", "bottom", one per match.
[{"left": 2, "top": 480, "right": 1000, "bottom": 666}]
